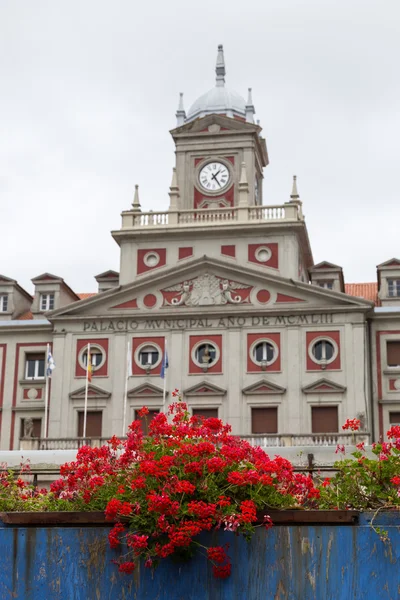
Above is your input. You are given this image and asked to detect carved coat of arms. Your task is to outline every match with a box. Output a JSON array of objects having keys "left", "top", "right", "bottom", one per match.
[{"left": 163, "top": 274, "right": 251, "bottom": 306}]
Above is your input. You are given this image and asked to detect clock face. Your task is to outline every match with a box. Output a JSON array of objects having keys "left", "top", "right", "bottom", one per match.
[{"left": 199, "top": 162, "right": 230, "bottom": 192}]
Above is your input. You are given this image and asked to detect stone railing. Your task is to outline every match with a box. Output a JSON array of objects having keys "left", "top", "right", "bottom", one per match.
[
  {"left": 240, "top": 433, "right": 370, "bottom": 448},
  {"left": 20, "top": 432, "right": 370, "bottom": 451},
  {"left": 120, "top": 203, "right": 302, "bottom": 230}
]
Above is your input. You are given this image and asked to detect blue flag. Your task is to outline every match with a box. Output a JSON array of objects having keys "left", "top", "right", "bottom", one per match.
[
  {"left": 46, "top": 346, "right": 56, "bottom": 377},
  {"left": 160, "top": 348, "right": 169, "bottom": 379}
]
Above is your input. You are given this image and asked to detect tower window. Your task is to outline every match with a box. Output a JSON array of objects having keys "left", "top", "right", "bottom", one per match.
[
  {"left": 40, "top": 293, "right": 55, "bottom": 311},
  {"left": 0, "top": 295, "right": 8, "bottom": 312},
  {"left": 317, "top": 281, "right": 333, "bottom": 290},
  {"left": 388, "top": 279, "right": 400, "bottom": 297}
]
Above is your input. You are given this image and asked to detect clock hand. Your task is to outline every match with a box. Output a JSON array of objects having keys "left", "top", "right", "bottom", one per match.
[{"left": 211, "top": 173, "right": 221, "bottom": 187}]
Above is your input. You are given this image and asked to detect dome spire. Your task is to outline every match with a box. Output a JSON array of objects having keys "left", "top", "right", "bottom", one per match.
[
  {"left": 215, "top": 44, "right": 226, "bottom": 87},
  {"left": 176, "top": 92, "right": 186, "bottom": 126}
]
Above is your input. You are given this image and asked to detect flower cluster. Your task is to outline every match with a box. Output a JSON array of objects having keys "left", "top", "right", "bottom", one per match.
[
  {"left": 42, "top": 393, "right": 320, "bottom": 578},
  {"left": 319, "top": 421, "right": 400, "bottom": 510},
  {"left": 342, "top": 418, "right": 361, "bottom": 431}
]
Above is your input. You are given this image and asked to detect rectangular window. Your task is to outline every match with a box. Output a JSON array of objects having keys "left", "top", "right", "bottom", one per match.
[
  {"left": 135, "top": 409, "right": 160, "bottom": 435},
  {"left": 390, "top": 412, "right": 400, "bottom": 425},
  {"left": 251, "top": 407, "right": 278, "bottom": 434},
  {"left": 311, "top": 406, "right": 338, "bottom": 433},
  {"left": 20, "top": 418, "right": 42, "bottom": 439},
  {"left": 0, "top": 295, "right": 8, "bottom": 312},
  {"left": 78, "top": 411, "right": 102, "bottom": 437},
  {"left": 388, "top": 279, "right": 400, "bottom": 297},
  {"left": 318, "top": 281, "right": 333, "bottom": 290},
  {"left": 40, "top": 293, "right": 55, "bottom": 311},
  {"left": 387, "top": 342, "right": 400, "bottom": 367},
  {"left": 25, "top": 353, "right": 45, "bottom": 379},
  {"left": 192, "top": 408, "right": 219, "bottom": 419}
]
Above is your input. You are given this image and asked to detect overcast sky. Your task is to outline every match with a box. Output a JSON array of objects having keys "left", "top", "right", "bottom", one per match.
[{"left": 1, "top": 0, "right": 399, "bottom": 293}]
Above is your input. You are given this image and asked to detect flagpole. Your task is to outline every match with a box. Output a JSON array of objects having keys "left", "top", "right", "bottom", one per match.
[
  {"left": 162, "top": 339, "right": 167, "bottom": 413},
  {"left": 83, "top": 343, "right": 90, "bottom": 439},
  {"left": 44, "top": 343, "right": 50, "bottom": 439},
  {"left": 122, "top": 341, "right": 130, "bottom": 436}
]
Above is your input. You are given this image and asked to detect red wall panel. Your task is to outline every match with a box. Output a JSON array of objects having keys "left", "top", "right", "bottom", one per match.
[
  {"left": 306, "top": 331, "right": 341, "bottom": 371},
  {"left": 189, "top": 335, "right": 222, "bottom": 375},
  {"left": 247, "top": 333, "right": 281, "bottom": 373},
  {"left": 75, "top": 339, "right": 109, "bottom": 378}
]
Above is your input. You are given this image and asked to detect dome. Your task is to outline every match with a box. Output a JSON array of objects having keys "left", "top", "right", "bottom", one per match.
[
  {"left": 176, "top": 45, "right": 254, "bottom": 125},
  {"left": 186, "top": 85, "right": 246, "bottom": 122}
]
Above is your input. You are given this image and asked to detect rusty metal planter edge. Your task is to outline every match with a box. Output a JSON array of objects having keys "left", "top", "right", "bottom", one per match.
[{"left": 0, "top": 509, "right": 359, "bottom": 526}]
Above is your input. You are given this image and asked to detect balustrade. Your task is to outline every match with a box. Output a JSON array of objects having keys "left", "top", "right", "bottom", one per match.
[
  {"left": 20, "top": 432, "right": 369, "bottom": 451},
  {"left": 121, "top": 202, "right": 302, "bottom": 230}
]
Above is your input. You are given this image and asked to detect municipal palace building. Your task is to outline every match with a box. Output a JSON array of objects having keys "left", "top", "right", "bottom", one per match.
[{"left": 1, "top": 46, "right": 400, "bottom": 451}]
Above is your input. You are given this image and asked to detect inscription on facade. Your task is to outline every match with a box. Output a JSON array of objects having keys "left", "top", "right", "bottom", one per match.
[{"left": 83, "top": 313, "right": 334, "bottom": 332}]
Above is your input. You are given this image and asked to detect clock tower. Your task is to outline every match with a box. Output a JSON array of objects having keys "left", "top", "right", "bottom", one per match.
[
  {"left": 113, "top": 44, "right": 310, "bottom": 286},
  {"left": 170, "top": 45, "right": 269, "bottom": 211}
]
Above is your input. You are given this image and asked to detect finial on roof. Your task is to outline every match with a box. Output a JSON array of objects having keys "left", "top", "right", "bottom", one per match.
[
  {"left": 239, "top": 162, "right": 248, "bottom": 185},
  {"left": 176, "top": 92, "right": 186, "bottom": 126},
  {"left": 168, "top": 167, "right": 180, "bottom": 211},
  {"left": 238, "top": 162, "right": 249, "bottom": 208},
  {"left": 132, "top": 184, "right": 141, "bottom": 212},
  {"left": 215, "top": 44, "right": 226, "bottom": 87},
  {"left": 290, "top": 175, "right": 299, "bottom": 200},
  {"left": 245, "top": 87, "right": 255, "bottom": 123}
]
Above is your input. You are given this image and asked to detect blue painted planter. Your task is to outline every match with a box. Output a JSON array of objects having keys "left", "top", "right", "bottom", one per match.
[{"left": 0, "top": 513, "right": 399, "bottom": 599}]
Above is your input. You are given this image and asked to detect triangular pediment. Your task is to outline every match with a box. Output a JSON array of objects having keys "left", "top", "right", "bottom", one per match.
[
  {"left": 69, "top": 384, "right": 111, "bottom": 400},
  {"left": 171, "top": 114, "right": 259, "bottom": 136},
  {"left": 127, "top": 384, "right": 165, "bottom": 398},
  {"left": 0, "top": 274, "right": 15, "bottom": 283},
  {"left": 310, "top": 262, "right": 342, "bottom": 271},
  {"left": 95, "top": 270, "right": 119, "bottom": 280},
  {"left": 31, "top": 272, "right": 63, "bottom": 282},
  {"left": 48, "top": 255, "right": 373, "bottom": 319},
  {"left": 302, "top": 379, "right": 347, "bottom": 394},
  {"left": 377, "top": 258, "right": 400, "bottom": 268},
  {"left": 183, "top": 382, "right": 227, "bottom": 396},
  {"left": 242, "top": 379, "right": 286, "bottom": 395}
]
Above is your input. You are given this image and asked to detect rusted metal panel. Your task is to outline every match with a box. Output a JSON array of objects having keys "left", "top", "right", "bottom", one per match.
[
  {"left": 0, "top": 511, "right": 106, "bottom": 525},
  {"left": 0, "top": 509, "right": 359, "bottom": 526},
  {"left": 0, "top": 513, "right": 398, "bottom": 599}
]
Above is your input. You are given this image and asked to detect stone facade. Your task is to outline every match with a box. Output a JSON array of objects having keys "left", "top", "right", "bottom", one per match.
[{"left": 1, "top": 46, "right": 400, "bottom": 450}]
